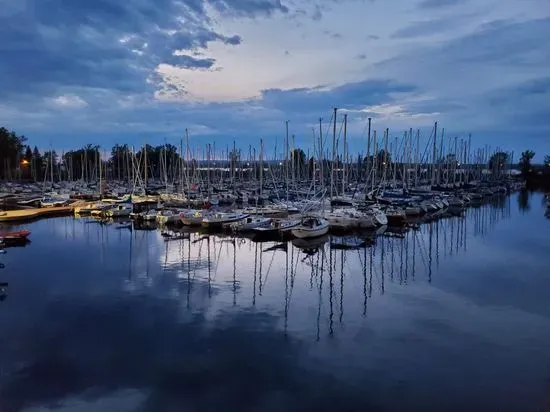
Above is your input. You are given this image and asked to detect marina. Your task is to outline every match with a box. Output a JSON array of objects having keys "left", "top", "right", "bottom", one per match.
[
  {"left": 0, "top": 190, "right": 549, "bottom": 411},
  {"left": 2, "top": 1, "right": 550, "bottom": 410}
]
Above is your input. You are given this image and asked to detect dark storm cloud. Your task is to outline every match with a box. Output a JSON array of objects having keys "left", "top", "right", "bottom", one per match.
[
  {"left": 260, "top": 79, "right": 416, "bottom": 118},
  {"left": 0, "top": 0, "right": 279, "bottom": 100}
]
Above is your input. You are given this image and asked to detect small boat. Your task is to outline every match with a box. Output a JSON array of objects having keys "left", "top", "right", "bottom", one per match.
[
  {"left": 291, "top": 216, "right": 329, "bottom": 239},
  {"left": 0, "top": 230, "right": 31, "bottom": 245},
  {"left": 0, "top": 230, "right": 31, "bottom": 241},
  {"left": 104, "top": 203, "right": 133, "bottom": 218},
  {"left": 156, "top": 209, "right": 180, "bottom": 225},
  {"left": 384, "top": 208, "right": 407, "bottom": 226},
  {"left": 230, "top": 216, "right": 271, "bottom": 232},
  {"left": 252, "top": 217, "right": 301, "bottom": 235},
  {"left": 180, "top": 209, "right": 207, "bottom": 226},
  {"left": 202, "top": 212, "right": 249, "bottom": 229}
]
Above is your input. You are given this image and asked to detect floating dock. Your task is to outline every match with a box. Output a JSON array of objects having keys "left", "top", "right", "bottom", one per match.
[{"left": 0, "top": 201, "right": 89, "bottom": 223}]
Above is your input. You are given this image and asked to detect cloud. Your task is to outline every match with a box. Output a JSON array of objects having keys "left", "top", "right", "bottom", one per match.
[
  {"left": 391, "top": 18, "right": 457, "bottom": 38},
  {"left": 51, "top": 95, "right": 89, "bottom": 109},
  {"left": 1, "top": 0, "right": 549, "bottom": 156},
  {"left": 0, "top": 0, "right": 265, "bottom": 102},
  {"left": 323, "top": 29, "right": 342, "bottom": 39},
  {"left": 166, "top": 55, "right": 217, "bottom": 70},
  {"left": 258, "top": 79, "right": 417, "bottom": 122},
  {"left": 418, "top": 0, "right": 466, "bottom": 9}
]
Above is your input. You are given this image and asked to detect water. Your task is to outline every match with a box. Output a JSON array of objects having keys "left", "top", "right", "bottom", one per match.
[{"left": 1, "top": 192, "right": 549, "bottom": 411}]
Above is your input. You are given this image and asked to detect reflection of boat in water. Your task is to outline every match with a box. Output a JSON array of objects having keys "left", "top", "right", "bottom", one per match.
[
  {"left": 330, "top": 236, "right": 367, "bottom": 250},
  {"left": 262, "top": 242, "right": 288, "bottom": 253},
  {"left": 161, "top": 231, "right": 190, "bottom": 241},
  {"left": 292, "top": 234, "right": 329, "bottom": 252},
  {"left": 114, "top": 221, "right": 132, "bottom": 230},
  {"left": 0, "top": 282, "right": 7, "bottom": 301}
]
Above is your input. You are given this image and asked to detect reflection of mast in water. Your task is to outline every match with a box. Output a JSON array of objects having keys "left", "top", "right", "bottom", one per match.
[
  {"left": 163, "top": 237, "right": 169, "bottom": 270},
  {"left": 186, "top": 232, "right": 191, "bottom": 309},
  {"left": 284, "top": 241, "right": 289, "bottom": 336},
  {"left": 252, "top": 242, "right": 258, "bottom": 306},
  {"left": 369, "top": 242, "right": 374, "bottom": 298},
  {"left": 339, "top": 248, "right": 344, "bottom": 324},
  {"left": 456, "top": 215, "right": 462, "bottom": 251},
  {"left": 258, "top": 240, "right": 263, "bottom": 296},
  {"left": 309, "top": 253, "right": 315, "bottom": 291},
  {"left": 390, "top": 237, "right": 394, "bottom": 282},
  {"left": 128, "top": 228, "right": 133, "bottom": 280},
  {"left": 316, "top": 248, "right": 325, "bottom": 342},
  {"left": 429, "top": 222, "right": 434, "bottom": 283},
  {"left": 404, "top": 229, "right": 409, "bottom": 283},
  {"left": 146, "top": 231, "right": 150, "bottom": 278},
  {"left": 435, "top": 220, "right": 440, "bottom": 268},
  {"left": 412, "top": 230, "right": 416, "bottom": 281},
  {"left": 399, "top": 235, "right": 404, "bottom": 284},
  {"left": 328, "top": 246, "right": 334, "bottom": 336},
  {"left": 380, "top": 235, "right": 385, "bottom": 294},
  {"left": 232, "top": 238, "right": 237, "bottom": 306},
  {"left": 362, "top": 244, "right": 367, "bottom": 316},
  {"left": 207, "top": 236, "right": 212, "bottom": 298},
  {"left": 463, "top": 214, "right": 467, "bottom": 252}
]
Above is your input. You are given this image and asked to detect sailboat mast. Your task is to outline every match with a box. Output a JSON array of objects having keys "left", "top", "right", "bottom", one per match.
[
  {"left": 312, "top": 127, "right": 316, "bottom": 194},
  {"left": 319, "top": 118, "right": 324, "bottom": 195},
  {"left": 366, "top": 117, "right": 371, "bottom": 187},
  {"left": 342, "top": 113, "right": 347, "bottom": 197},
  {"left": 432, "top": 121, "right": 438, "bottom": 187},
  {"left": 331, "top": 107, "right": 337, "bottom": 210},
  {"left": 285, "top": 121, "right": 289, "bottom": 201},
  {"left": 260, "top": 138, "right": 264, "bottom": 202},
  {"left": 143, "top": 143, "right": 147, "bottom": 191}
]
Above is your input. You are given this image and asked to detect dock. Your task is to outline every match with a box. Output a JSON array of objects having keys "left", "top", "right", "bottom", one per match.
[{"left": 0, "top": 201, "right": 89, "bottom": 223}]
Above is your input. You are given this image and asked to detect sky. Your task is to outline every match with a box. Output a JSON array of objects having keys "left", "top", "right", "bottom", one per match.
[{"left": 1, "top": 0, "right": 549, "bottom": 160}]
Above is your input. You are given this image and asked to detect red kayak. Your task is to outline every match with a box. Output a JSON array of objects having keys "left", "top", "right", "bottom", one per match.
[{"left": 0, "top": 230, "right": 31, "bottom": 241}]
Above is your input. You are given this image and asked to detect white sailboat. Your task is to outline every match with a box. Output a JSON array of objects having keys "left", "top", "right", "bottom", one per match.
[
  {"left": 202, "top": 212, "right": 249, "bottom": 229},
  {"left": 291, "top": 216, "right": 329, "bottom": 239},
  {"left": 230, "top": 216, "right": 271, "bottom": 232}
]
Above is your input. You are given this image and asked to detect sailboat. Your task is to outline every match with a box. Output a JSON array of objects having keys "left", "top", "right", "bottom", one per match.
[
  {"left": 291, "top": 216, "right": 329, "bottom": 239},
  {"left": 202, "top": 212, "right": 249, "bottom": 229},
  {"left": 230, "top": 216, "right": 272, "bottom": 232}
]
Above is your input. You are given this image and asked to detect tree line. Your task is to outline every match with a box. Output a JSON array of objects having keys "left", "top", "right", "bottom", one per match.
[{"left": 2, "top": 126, "right": 549, "bottom": 182}]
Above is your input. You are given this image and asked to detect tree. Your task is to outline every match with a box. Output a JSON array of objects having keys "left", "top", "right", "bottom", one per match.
[
  {"left": 544, "top": 155, "right": 550, "bottom": 168},
  {"left": 21, "top": 146, "right": 33, "bottom": 179},
  {"left": 32, "top": 146, "right": 42, "bottom": 181},
  {"left": 290, "top": 148, "right": 306, "bottom": 179},
  {"left": 42, "top": 150, "right": 58, "bottom": 182},
  {"left": 489, "top": 151, "right": 509, "bottom": 175},
  {"left": 519, "top": 150, "right": 535, "bottom": 178},
  {"left": 0, "top": 127, "right": 27, "bottom": 179}
]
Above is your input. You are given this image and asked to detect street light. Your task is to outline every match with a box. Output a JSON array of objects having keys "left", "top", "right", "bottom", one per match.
[{"left": 21, "top": 159, "right": 29, "bottom": 166}]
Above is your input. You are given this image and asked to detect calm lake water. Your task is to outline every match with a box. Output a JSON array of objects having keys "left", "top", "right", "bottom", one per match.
[{"left": 1, "top": 192, "right": 549, "bottom": 412}]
